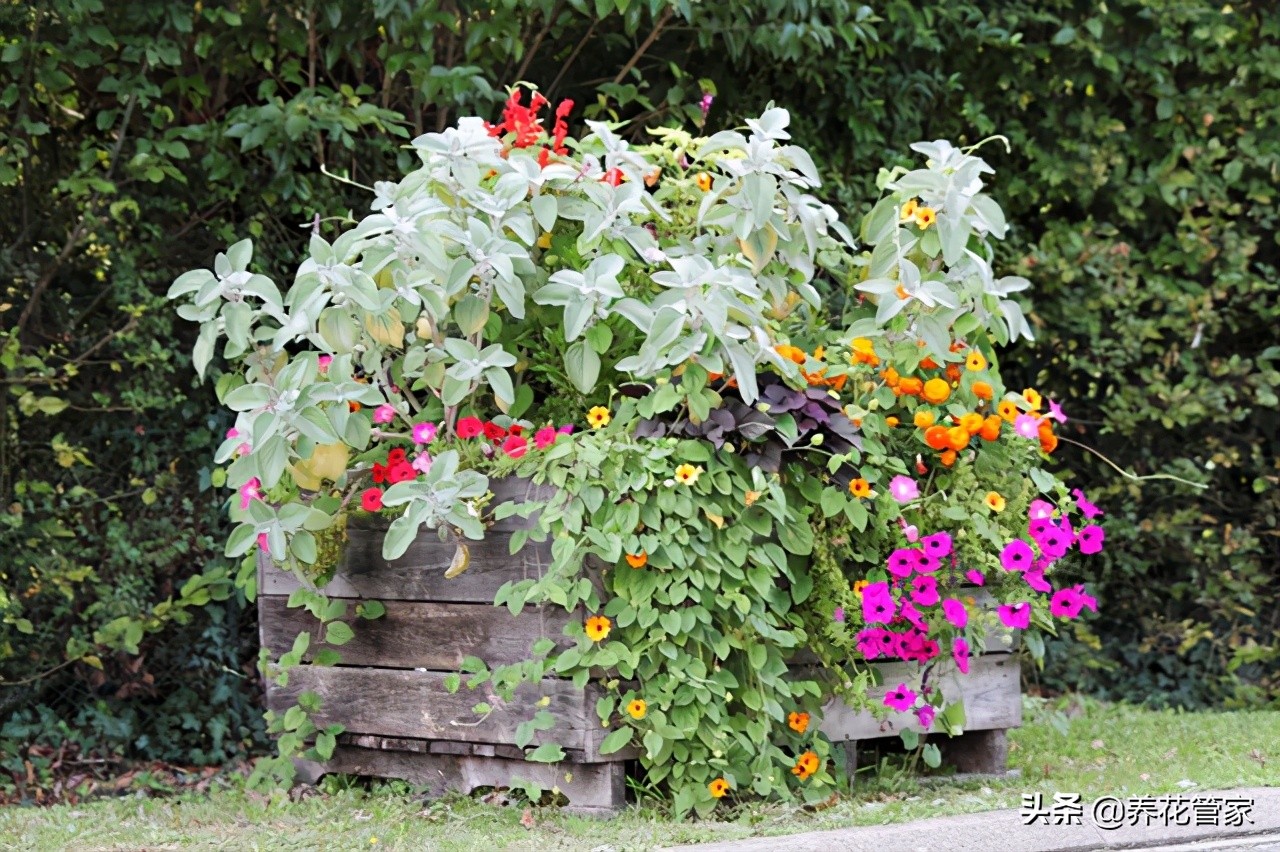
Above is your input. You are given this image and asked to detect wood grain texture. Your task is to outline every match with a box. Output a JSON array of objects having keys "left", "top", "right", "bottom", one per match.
[
  {"left": 267, "top": 666, "right": 622, "bottom": 757},
  {"left": 819, "top": 653, "right": 1021, "bottom": 741},
  {"left": 258, "top": 596, "right": 574, "bottom": 669},
  {"left": 292, "top": 749, "right": 627, "bottom": 814}
]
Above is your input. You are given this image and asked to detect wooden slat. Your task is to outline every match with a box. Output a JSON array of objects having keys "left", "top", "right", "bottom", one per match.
[
  {"left": 258, "top": 596, "right": 574, "bottom": 669},
  {"left": 268, "top": 666, "right": 619, "bottom": 756},
  {"left": 819, "top": 652, "right": 1021, "bottom": 741}
]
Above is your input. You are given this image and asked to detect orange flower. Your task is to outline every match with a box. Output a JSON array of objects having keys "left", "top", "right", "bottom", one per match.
[
  {"left": 972, "top": 380, "right": 993, "bottom": 401},
  {"left": 946, "top": 426, "right": 970, "bottom": 452},
  {"left": 850, "top": 337, "right": 880, "bottom": 366},
  {"left": 881, "top": 367, "right": 900, "bottom": 388},
  {"left": 959, "top": 412, "right": 985, "bottom": 435},
  {"left": 924, "top": 424, "right": 950, "bottom": 450},
  {"left": 348, "top": 401, "right": 362, "bottom": 412},
  {"left": 913, "top": 410, "right": 935, "bottom": 429},
  {"left": 625, "top": 552, "right": 647, "bottom": 569},
  {"left": 985, "top": 491, "right": 1006, "bottom": 512},
  {"left": 1040, "top": 432, "right": 1059, "bottom": 453},
  {"left": 945, "top": 364, "right": 962, "bottom": 383},
  {"left": 644, "top": 168, "right": 661, "bottom": 187},
  {"left": 898, "top": 377, "right": 923, "bottom": 396},
  {"left": 979, "top": 415, "right": 1003, "bottom": 441},
  {"left": 709, "top": 778, "right": 729, "bottom": 798},
  {"left": 852, "top": 579, "right": 870, "bottom": 597},
  {"left": 914, "top": 206, "right": 937, "bottom": 229},
  {"left": 792, "top": 750, "right": 820, "bottom": 781},
  {"left": 885, "top": 416, "right": 900, "bottom": 427},
  {"left": 787, "top": 711, "right": 810, "bottom": 735},
  {"left": 775, "top": 344, "right": 807, "bottom": 365},
  {"left": 939, "top": 449, "right": 957, "bottom": 467},
  {"left": 584, "top": 615, "right": 611, "bottom": 642},
  {"left": 922, "top": 377, "right": 950, "bottom": 404},
  {"left": 919, "top": 356, "right": 939, "bottom": 370},
  {"left": 849, "top": 478, "right": 871, "bottom": 498},
  {"left": 997, "top": 400, "right": 1019, "bottom": 422},
  {"left": 1022, "top": 388, "right": 1043, "bottom": 411},
  {"left": 696, "top": 172, "right": 713, "bottom": 192},
  {"left": 966, "top": 351, "right": 987, "bottom": 371}
]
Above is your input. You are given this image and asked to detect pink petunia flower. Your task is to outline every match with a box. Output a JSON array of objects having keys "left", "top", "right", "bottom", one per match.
[
  {"left": 1029, "top": 499, "right": 1057, "bottom": 520},
  {"left": 1072, "top": 584, "right": 1099, "bottom": 613},
  {"left": 1014, "top": 413, "right": 1042, "bottom": 438},
  {"left": 457, "top": 416, "right": 484, "bottom": 438},
  {"left": 257, "top": 532, "right": 270, "bottom": 552},
  {"left": 900, "top": 600, "right": 928, "bottom": 633},
  {"left": 534, "top": 426, "right": 559, "bottom": 450},
  {"left": 998, "top": 602, "right": 1031, "bottom": 630},
  {"left": 914, "top": 552, "right": 941, "bottom": 573},
  {"left": 1047, "top": 399, "right": 1068, "bottom": 423},
  {"left": 373, "top": 404, "right": 396, "bottom": 424},
  {"left": 1037, "top": 528, "right": 1071, "bottom": 561},
  {"left": 833, "top": 606, "right": 845, "bottom": 623},
  {"left": 1077, "top": 524, "right": 1105, "bottom": 555},
  {"left": 1072, "top": 488, "right": 1104, "bottom": 520},
  {"left": 862, "top": 582, "right": 896, "bottom": 624},
  {"left": 942, "top": 598, "right": 968, "bottom": 628},
  {"left": 911, "top": 575, "right": 940, "bottom": 607},
  {"left": 916, "top": 704, "right": 936, "bottom": 730},
  {"left": 884, "top": 683, "right": 917, "bottom": 712},
  {"left": 501, "top": 434, "right": 528, "bottom": 459},
  {"left": 1023, "top": 568, "right": 1053, "bottom": 594},
  {"left": 965, "top": 569, "right": 986, "bottom": 586},
  {"left": 239, "top": 477, "right": 262, "bottom": 511},
  {"left": 412, "top": 422, "right": 438, "bottom": 444},
  {"left": 317, "top": 355, "right": 332, "bottom": 374},
  {"left": 411, "top": 452, "right": 433, "bottom": 475},
  {"left": 898, "top": 517, "right": 920, "bottom": 542},
  {"left": 360, "top": 487, "right": 384, "bottom": 512},
  {"left": 953, "top": 636, "right": 970, "bottom": 673},
  {"left": 857, "top": 629, "right": 885, "bottom": 659},
  {"left": 921, "top": 531, "right": 953, "bottom": 559},
  {"left": 557, "top": 424, "right": 575, "bottom": 435},
  {"left": 889, "top": 475, "right": 919, "bottom": 503},
  {"left": 1000, "top": 539, "right": 1035, "bottom": 572}
]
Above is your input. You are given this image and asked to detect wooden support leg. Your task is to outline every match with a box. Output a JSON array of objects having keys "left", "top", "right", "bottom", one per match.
[
  {"left": 292, "top": 757, "right": 327, "bottom": 786},
  {"left": 941, "top": 728, "right": 1010, "bottom": 775},
  {"left": 842, "top": 740, "right": 858, "bottom": 787}
]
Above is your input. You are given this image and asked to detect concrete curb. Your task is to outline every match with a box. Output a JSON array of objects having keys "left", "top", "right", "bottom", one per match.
[{"left": 663, "top": 787, "right": 1280, "bottom": 852}]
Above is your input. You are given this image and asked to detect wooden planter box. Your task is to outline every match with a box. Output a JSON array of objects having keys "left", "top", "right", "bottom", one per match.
[{"left": 258, "top": 479, "right": 1020, "bottom": 812}]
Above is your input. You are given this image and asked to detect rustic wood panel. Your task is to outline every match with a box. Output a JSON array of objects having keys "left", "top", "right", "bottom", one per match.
[
  {"left": 292, "top": 749, "right": 627, "bottom": 814},
  {"left": 268, "top": 666, "right": 621, "bottom": 757},
  {"left": 335, "top": 732, "right": 637, "bottom": 762},
  {"left": 259, "top": 596, "right": 574, "bottom": 669},
  {"left": 819, "top": 653, "right": 1021, "bottom": 741}
]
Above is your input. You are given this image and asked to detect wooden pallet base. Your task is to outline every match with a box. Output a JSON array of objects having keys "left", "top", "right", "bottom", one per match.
[{"left": 840, "top": 727, "right": 1014, "bottom": 783}]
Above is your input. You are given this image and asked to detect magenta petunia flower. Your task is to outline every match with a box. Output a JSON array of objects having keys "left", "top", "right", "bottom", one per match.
[
  {"left": 942, "top": 598, "right": 968, "bottom": 628},
  {"left": 1028, "top": 517, "right": 1053, "bottom": 541},
  {"left": 1014, "top": 413, "right": 1042, "bottom": 438},
  {"left": 862, "top": 582, "right": 896, "bottom": 624},
  {"left": 953, "top": 637, "right": 970, "bottom": 674},
  {"left": 998, "top": 602, "right": 1031, "bottom": 630},
  {"left": 833, "top": 606, "right": 845, "bottom": 623},
  {"left": 900, "top": 600, "right": 928, "bottom": 632},
  {"left": 921, "top": 531, "right": 953, "bottom": 559},
  {"left": 889, "top": 475, "right": 919, "bottom": 503},
  {"left": 1050, "top": 587, "right": 1082, "bottom": 618},
  {"left": 856, "top": 629, "right": 882, "bottom": 659},
  {"left": 317, "top": 354, "right": 332, "bottom": 373},
  {"left": 412, "top": 422, "right": 438, "bottom": 444},
  {"left": 884, "top": 683, "right": 917, "bottom": 712},
  {"left": 1023, "top": 568, "right": 1052, "bottom": 594},
  {"left": 239, "top": 477, "right": 262, "bottom": 511},
  {"left": 1029, "top": 499, "right": 1056, "bottom": 520},
  {"left": 911, "top": 575, "right": 940, "bottom": 607},
  {"left": 887, "top": 548, "right": 919, "bottom": 578},
  {"left": 1072, "top": 584, "right": 1099, "bottom": 613},
  {"left": 557, "top": 423, "right": 575, "bottom": 435},
  {"left": 1072, "top": 488, "right": 1104, "bottom": 519},
  {"left": 534, "top": 426, "right": 558, "bottom": 450},
  {"left": 914, "top": 552, "right": 941, "bottom": 573},
  {"left": 1047, "top": 399, "right": 1068, "bottom": 423},
  {"left": 1077, "top": 524, "right": 1105, "bottom": 555},
  {"left": 373, "top": 404, "right": 396, "bottom": 424},
  {"left": 916, "top": 704, "right": 936, "bottom": 730},
  {"left": 501, "top": 434, "right": 528, "bottom": 459},
  {"left": 1038, "top": 528, "right": 1070, "bottom": 561},
  {"left": 257, "top": 531, "right": 270, "bottom": 552},
  {"left": 965, "top": 569, "right": 986, "bottom": 586},
  {"left": 1000, "top": 539, "right": 1035, "bottom": 572}
]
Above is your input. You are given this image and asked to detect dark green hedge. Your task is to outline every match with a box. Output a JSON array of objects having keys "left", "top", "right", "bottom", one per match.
[{"left": 2, "top": 0, "right": 1275, "bottom": 778}]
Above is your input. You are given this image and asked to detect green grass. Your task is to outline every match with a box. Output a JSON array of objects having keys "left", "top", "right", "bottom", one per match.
[{"left": 2, "top": 698, "right": 1275, "bottom": 852}]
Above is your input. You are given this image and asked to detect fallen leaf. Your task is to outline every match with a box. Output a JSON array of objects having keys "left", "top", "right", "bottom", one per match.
[{"left": 520, "top": 808, "right": 536, "bottom": 829}]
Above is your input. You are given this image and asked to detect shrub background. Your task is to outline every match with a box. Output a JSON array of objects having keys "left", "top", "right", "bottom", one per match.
[{"left": 2, "top": 0, "right": 1276, "bottom": 778}]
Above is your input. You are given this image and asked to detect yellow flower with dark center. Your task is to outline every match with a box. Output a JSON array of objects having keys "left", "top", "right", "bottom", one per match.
[
  {"left": 913, "top": 410, "right": 935, "bottom": 429},
  {"left": 900, "top": 198, "right": 919, "bottom": 221},
  {"left": 1022, "top": 388, "right": 1043, "bottom": 411},
  {"left": 787, "top": 711, "right": 810, "bottom": 734},
  {"left": 674, "top": 463, "right": 702, "bottom": 485},
  {"left": 585, "top": 615, "right": 611, "bottom": 642},
  {"left": 997, "top": 400, "right": 1019, "bottom": 422},
  {"left": 587, "top": 406, "right": 611, "bottom": 429},
  {"left": 791, "top": 750, "right": 820, "bottom": 781},
  {"left": 914, "top": 206, "right": 937, "bottom": 229},
  {"left": 708, "top": 778, "right": 729, "bottom": 798},
  {"left": 985, "top": 491, "right": 1007, "bottom": 513},
  {"left": 849, "top": 478, "right": 871, "bottom": 499},
  {"left": 627, "top": 699, "right": 647, "bottom": 720},
  {"left": 696, "top": 172, "right": 713, "bottom": 192},
  {"left": 853, "top": 579, "right": 870, "bottom": 597},
  {"left": 966, "top": 351, "right": 987, "bottom": 371}
]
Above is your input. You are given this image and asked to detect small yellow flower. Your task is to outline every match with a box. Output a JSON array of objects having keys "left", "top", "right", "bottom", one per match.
[
  {"left": 625, "top": 552, "right": 647, "bottom": 569},
  {"left": 536, "top": 232, "right": 553, "bottom": 249},
  {"left": 1022, "top": 388, "right": 1043, "bottom": 411},
  {"left": 913, "top": 410, "right": 935, "bottom": 429},
  {"left": 674, "top": 463, "right": 702, "bottom": 485},
  {"left": 985, "top": 491, "right": 1007, "bottom": 513},
  {"left": 849, "top": 478, "right": 871, "bottom": 499},
  {"left": 708, "top": 777, "right": 729, "bottom": 798},
  {"left": 627, "top": 699, "right": 647, "bottom": 720},
  {"left": 587, "top": 406, "right": 611, "bottom": 429},
  {"left": 914, "top": 206, "right": 937, "bottom": 229},
  {"left": 900, "top": 198, "right": 919, "bottom": 221},
  {"left": 585, "top": 615, "right": 611, "bottom": 642},
  {"left": 965, "top": 351, "right": 987, "bottom": 372},
  {"left": 696, "top": 172, "right": 713, "bottom": 192},
  {"left": 744, "top": 489, "right": 762, "bottom": 507},
  {"left": 852, "top": 579, "right": 870, "bottom": 597},
  {"left": 791, "top": 750, "right": 820, "bottom": 781}
]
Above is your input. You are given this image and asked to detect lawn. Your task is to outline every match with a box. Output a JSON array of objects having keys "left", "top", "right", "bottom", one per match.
[{"left": 2, "top": 697, "right": 1275, "bottom": 852}]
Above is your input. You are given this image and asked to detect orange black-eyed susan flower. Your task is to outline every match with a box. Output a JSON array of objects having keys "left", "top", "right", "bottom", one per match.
[
  {"left": 913, "top": 410, "right": 935, "bottom": 429},
  {"left": 898, "top": 377, "right": 923, "bottom": 396},
  {"left": 585, "top": 615, "right": 611, "bottom": 642},
  {"left": 587, "top": 406, "right": 611, "bottom": 429},
  {"left": 881, "top": 366, "right": 900, "bottom": 387},
  {"left": 1022, "top": 388, "right": 1043, "bottom": 411},
  {"left": 939, "top": 449, "right": 957, "bottom": 467},
  {"left": 696, "top": 172, "right": 713, "bottom": 191},
  {"left": 853, "top": 579, "right": 870, "bottom": 597},
  {"left": 972, "top": 380, "right": 993, "bottom": 401},
  {"left": 922, "top": 377, "right": 950, "bottom": 404},
  {"left": 946, "top": 364, "right": 962, "bottom": 383},
  {"left": 959, "top": 412, "right": 984, "bottom": 435},
  {"left": 914, "top": 206, "right": 937, "bottom": 229},
  {"left": 709, "top": 778, "right": 729, "bottom": 798},
  {"left": 849, "top": 478, "right": 872, "bottom": 498},
  {"left": 985, "top": 491, "right": 1007, "bottom": 512},
  {"left": 792, "top": 750, "right": 820, "bottom": 781},
  {"left": 775, "top": 343, "right": 807, "bottom": 365},
  {"left": 979, "top": 415, "right": 1003, "bottom": 441},
  {"left": 885, "top": 416, "right": 900, "bottom": 427},
  {"left": 997, "top": 400, "right": 1019, "bottom": 422},
  {"left": 627, "top": 698, "right": 647, "bottom": 720},
  {"left": 919, "top": 355, "right": 939, "bottom": 370},
  {"left": 674, "top": 463, "right": 702, "bottom": 485},
  {"left": 966, "top": 351, "right": 987, "bottom": 371},
  {"left": 625, "top": 552, "right": 647, "bottom": 569},
  {"left": 900, "top": 198, "right": 919, "bottom": 221},
  {"left": 946, "top": 426, "right": 970, "bottom": 451},
  {"left": 850, "top": 337, "right": 879, "bottom": 366},
  {"left": 787, "top": 711, "right": 810, "bottom": 735}
]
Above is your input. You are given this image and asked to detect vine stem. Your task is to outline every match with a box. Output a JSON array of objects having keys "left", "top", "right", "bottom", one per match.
[{"left": 1056, "top": 436, "right": 1208, "bottom": 489}]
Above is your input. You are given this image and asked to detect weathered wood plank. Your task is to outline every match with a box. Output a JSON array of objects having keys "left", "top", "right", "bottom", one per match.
[
  {"left": 258, "top": 596, "right": 574, "bottom": 669},
  {"left": 334, "top": 732, "right": 637, "bottom": 762},
  {"left": 268, "top": 666, "right": 623, "bottom": 757},
  {"left": 260, "top": 532, "right": 552, "bottom": 603},
  {"left": 819, "top": 653, "right": 1021, "bottom": 741},
  {"left": 293, "top": 748, "right": 627, "bottom": 815}
]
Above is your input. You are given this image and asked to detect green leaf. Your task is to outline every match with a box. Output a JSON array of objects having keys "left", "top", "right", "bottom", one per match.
[
  {"left": 921, "top": 742, "right": 942, "bottom": 768},
  {"left": 899, "top": 728, "right": 919, "bottom": 750},
  {"left": 599, "top": 726, "right": 634, "bottom": 755},
  {"left": 525, "top": 743, "right": 565, "bottom": 763},
  {"left": 564, "top": 341, "right": 601, "bottom": 394},
  {"left": 324, "top": 621, "right": 355, "bottom": 646},
  {"left": 357, "top": 600, "right": 386, "bottom": 620}
]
